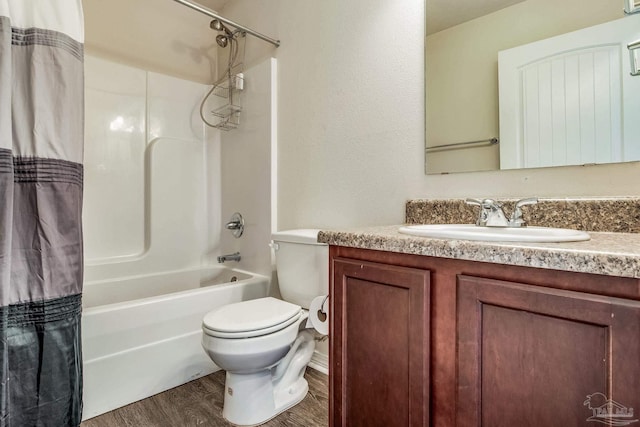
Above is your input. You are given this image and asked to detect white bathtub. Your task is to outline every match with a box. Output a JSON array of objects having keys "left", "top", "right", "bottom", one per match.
[{"left": 81, "top": 266, "right": 270, "bottom": 420}]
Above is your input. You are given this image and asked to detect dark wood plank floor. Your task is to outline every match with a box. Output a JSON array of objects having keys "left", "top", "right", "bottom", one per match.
[{"left": 81, "top": 368, "right": 328, "bottom": 427}]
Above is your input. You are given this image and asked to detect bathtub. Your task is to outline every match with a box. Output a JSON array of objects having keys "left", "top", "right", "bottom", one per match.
[{"left": 81, "top": 266, "right": 270, "bottom": 420}]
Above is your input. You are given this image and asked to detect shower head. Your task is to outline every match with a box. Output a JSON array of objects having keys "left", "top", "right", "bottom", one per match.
[
  {"left": 211, "top": 19, "right": 234, "bottom": 48},
  {"left": 210, "top": 19, "right": 232, "bottom": 35},
  {"left": 216, "top": 34, "right": 229, "bottom": 48}
]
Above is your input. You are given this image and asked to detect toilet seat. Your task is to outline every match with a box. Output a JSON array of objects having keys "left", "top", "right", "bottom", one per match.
[{"left": 203, "top": 297, "right": 302, "bottom": 339}]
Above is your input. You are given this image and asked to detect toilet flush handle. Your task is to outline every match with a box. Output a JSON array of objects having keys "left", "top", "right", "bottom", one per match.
[{"left": 269, "top": 242, "right": 280, "bottom": 251}]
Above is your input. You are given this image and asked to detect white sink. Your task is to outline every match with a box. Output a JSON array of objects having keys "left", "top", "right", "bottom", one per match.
[{"left": 398, "top": 224, "right": 590, "bottom": 243}]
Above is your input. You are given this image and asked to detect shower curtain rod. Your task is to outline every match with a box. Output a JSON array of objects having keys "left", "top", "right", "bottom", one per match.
[{"left": 173, "top": 0, "right": 280, "bottom": 47}]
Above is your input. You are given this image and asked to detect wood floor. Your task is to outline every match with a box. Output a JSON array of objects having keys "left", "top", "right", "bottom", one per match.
[{"left": 81, "top": 368, "right": 328, "bottom": 427}]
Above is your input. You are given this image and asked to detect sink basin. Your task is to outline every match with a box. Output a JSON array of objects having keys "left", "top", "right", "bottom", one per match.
[{"left": 398, "top": 224, "right": 590, "bottom": 243}]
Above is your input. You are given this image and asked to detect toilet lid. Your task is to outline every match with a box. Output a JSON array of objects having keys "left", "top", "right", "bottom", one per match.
[{"left": 202, "top": 297, "right": 302, "bottom": 337}]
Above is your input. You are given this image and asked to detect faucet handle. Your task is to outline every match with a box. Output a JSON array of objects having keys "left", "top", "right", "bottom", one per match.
[
  {"left": 514, "top": 197, "right": 539, "bottom": 209},
  {"left": 225, "top": 212, "right": 244, "bottom": 238},
  {"left": 465, "top": 198, "right": 490, "bottom": 226},
  {"left": 465, "top": 199, "right": 483, "bottom": 226},
  {"left": 509, "top": 197, "right": 539, "bottom": 227}
]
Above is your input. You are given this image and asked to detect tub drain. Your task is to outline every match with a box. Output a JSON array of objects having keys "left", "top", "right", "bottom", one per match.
[{"left": 230, "top": 276, "right": 238, "bottom": 282}]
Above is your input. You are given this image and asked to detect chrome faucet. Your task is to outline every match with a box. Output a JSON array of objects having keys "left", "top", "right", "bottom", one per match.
[
  {"left": 217, "top": 252, "right": 241, "bottom": 263},
  {"left": 466, "top": 198, "right": 509, "bottom": 227},
  {"left": 466, "top": 197, "right": 538, "bottom": 227}
]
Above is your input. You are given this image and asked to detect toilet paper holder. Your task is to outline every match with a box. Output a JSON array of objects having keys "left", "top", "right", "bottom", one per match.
[
  {"left": 316, "top": 295, "right": 329, "bottom": 322},
  {"left": 307, "top": 295, "right": 330, "bottom": 336}
]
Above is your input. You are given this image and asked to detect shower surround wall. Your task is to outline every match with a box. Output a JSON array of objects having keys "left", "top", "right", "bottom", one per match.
[
  {"left": 220, "top": 58, "right": 277, "bottom": 278},
  {"left": 84, "top": 54, "right": 277, "bottom": 280},
  {"left": 84, "top": 55, "right": 216, "bottom": 277}
]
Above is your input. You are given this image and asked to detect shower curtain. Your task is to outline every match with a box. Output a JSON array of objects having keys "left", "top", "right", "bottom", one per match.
[{"left": 0, "top": 1, "right": 85, "bottom": 426}]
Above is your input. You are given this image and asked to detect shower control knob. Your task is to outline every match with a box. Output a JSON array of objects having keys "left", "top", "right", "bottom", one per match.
[{"left": 225, "top": 212, "right": 244, "bottom": 238}]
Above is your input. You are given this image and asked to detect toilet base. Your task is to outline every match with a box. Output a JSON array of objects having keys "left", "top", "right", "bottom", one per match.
[
  {"left": 222, "top": 370, "right": 309, "bottom": 426},
  {"left": 221, "top": 330, "right": 316, "bottom": 426}
]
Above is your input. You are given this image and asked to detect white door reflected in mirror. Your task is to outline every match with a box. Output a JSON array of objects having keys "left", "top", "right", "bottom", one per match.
[{"left": 425, "top": 0, "right": 639, "bottom": 174}]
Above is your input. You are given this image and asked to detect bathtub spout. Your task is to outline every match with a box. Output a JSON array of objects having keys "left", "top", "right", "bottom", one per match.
[{"left": 217, "top": 252, "right": 241, "bottom": 263}]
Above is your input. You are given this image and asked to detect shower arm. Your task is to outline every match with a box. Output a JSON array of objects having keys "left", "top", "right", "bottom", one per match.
[{"left": 172, "top": 0, "right": 280, "bottom": 47}]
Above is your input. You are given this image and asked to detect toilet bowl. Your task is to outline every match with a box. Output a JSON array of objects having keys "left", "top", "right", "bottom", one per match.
[
  {"left": 202, "top": 297, "right": 317, "bottom": 425},
  {"left": 201, "top": 229, "right": 328, "bottom": 426}
]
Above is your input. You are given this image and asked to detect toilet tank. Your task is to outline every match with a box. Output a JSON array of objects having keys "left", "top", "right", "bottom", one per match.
[{"left": 272, "top": 229, "right": 328, "bottom": 309}]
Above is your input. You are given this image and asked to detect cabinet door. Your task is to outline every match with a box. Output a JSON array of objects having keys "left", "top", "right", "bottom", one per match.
[
  {"left": 457, "top": 275, "right": 640, "bottom": 427},
  {"left": 331, "top": 258, "right": 430, "bottom": 427}
]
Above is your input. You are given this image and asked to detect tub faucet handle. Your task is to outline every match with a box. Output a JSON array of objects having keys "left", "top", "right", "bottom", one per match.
[
  {"left": 225, "top": 212, "right": 244, "bottom": 238},
  {"left": 226, "top": 220, "right": 242, "bottom": 229}
]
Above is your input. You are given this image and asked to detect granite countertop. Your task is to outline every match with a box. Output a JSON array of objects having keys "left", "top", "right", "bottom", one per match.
[{"left": 318, "top": 225, "right": 640, "bottom": 279}]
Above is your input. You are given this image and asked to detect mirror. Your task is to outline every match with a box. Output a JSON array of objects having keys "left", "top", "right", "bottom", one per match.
[{"left": 425, "top": 0, "right": 636, "bottom": 174}]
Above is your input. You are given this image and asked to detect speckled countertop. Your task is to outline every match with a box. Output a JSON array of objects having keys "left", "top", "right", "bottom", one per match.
[{"left": 317, "top": 225, "right": 640, "bottom": 279}]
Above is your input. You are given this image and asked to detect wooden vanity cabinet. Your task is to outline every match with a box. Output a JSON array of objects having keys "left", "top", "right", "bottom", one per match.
[
  {"left": 329, "top": 245, "right": 640, "bottom": 427},
  {"left": 330, "top": 255, "right": 431, "bottom": 427},
  {"left": 457, "top": 275, "right": 640, "bottom": 427}
]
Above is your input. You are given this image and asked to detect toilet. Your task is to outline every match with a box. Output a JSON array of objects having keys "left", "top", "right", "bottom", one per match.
[{"left": 201, "top": 229, "right": 328, "bottom": 426}]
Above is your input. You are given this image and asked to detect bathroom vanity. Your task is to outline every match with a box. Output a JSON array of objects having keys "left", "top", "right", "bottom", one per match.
[{"left": 320, "top": 212, "right": 640, "bottom": 427}]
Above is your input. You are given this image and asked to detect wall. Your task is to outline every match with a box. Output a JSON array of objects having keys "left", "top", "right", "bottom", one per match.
[
  {"left": 221, "top": 0, "right": 640, "bottom": 230},
  {"left": 220, "top": 0, "right": 426, "bottom": 228},
  {"left": 426, "top": 0, "right": 622, "bottom": 173},
  {"left": 219, "top": 58, "right": 278, "bottom": 278}
]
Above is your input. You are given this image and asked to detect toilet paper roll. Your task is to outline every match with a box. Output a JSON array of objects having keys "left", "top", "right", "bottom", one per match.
[{"left": 306, "top": 295, "right": 329, "bottom": 335}]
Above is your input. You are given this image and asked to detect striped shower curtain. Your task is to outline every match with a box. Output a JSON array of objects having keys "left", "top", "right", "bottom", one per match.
[{"left": 0, "top": 1, "right": 85, "bottom": 426}]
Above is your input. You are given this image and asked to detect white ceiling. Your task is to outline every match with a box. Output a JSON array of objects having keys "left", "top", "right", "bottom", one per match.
[{"left": 426, "top": 0, "right": 526, "bottom": 35}]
